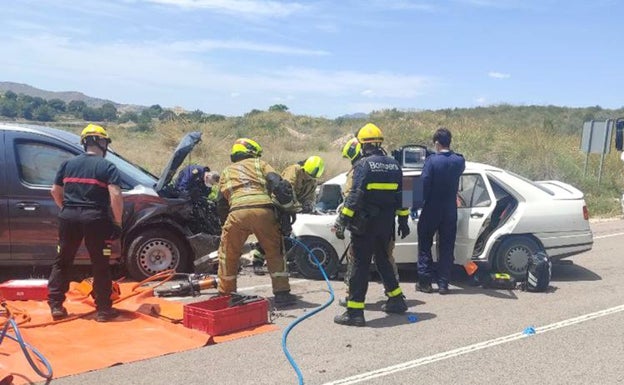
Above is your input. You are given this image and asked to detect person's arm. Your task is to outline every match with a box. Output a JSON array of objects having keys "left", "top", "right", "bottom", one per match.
[
  {"left": 51, "top": 160, "right": 67, "bottom": 208},
  {"left": 421, "top": 158, "right": 433, "bottom": 204},
  {"left": 51, "top": 184, "right": 64, "bottom": 208},
  {"left": 108, "top": 184, "right": 123, "bottom": 225}
]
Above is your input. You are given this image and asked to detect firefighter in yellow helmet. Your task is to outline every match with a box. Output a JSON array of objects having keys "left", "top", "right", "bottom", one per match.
[
  {"left": 337, "top": 137, "right": 400, "bottom": 306},
  {"left": 333, "top": 123, "right": 410, "bottom": 326},
  {"left": 251, "top": 155, "right": 325, "bottom": 274},
  {"left": 48, "top": 124, "right": 124, "bottom": 322},
  {"left": 215, "top": 138, "right": 297, "bottom": 306}
]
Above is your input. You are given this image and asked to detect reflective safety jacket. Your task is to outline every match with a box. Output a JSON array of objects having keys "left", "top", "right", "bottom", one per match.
[
  {"left": 341, "top": 150, "right": 409, "bottom": 221},
  {"left": 218, "top": 158, "right": 275, "bottom": 210},
  {"left": 281, "top": 164, "right": 317, "bottom": 213}
]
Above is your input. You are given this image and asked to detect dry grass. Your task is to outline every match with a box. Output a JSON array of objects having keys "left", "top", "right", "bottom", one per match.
[{"left": 101, "top": 105, "right": 624, "bottom": 217}]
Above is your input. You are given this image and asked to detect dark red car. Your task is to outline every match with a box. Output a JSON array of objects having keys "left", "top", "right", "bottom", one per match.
[{"left": 0, "top": 123, "right": 220, "bottom": 280}]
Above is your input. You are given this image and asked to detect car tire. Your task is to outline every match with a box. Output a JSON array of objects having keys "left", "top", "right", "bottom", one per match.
[
  {"left": 493, "top": 236, "right": 542, "bottom": 281},
  {"left": 126, "top": 228, "right": 190, "bottom": 281},
  {"left": 292, "top": 236, "right": 340, "bottom": 280}
]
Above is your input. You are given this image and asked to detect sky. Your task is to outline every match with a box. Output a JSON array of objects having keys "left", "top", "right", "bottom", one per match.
[{"left": 1, "top": 0, "right": 623, "bottom": 118}]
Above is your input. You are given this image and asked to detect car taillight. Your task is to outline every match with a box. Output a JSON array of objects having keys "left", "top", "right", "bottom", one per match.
[{"left": 583, "top": 205, "right": 589, "bottom": 220}]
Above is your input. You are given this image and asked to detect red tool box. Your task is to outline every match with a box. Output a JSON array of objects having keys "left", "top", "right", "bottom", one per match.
[
  {"left": 0, "top": 279, "right": 49, "bottom": 301},
  {"left": 183, "top": 295, "right": 269, "bottom": 336}
]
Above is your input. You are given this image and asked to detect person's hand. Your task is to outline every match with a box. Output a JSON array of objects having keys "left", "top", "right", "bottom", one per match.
[
  {"left": 333, "top": 221, "right": 346, "bottom": 240},
  {"left": 109, "top": 222, "right": 122, "bottom": 240},
  {"left": 333, "top": 215, "right": 348, "bottom": 240},
  {"left": 397, "top": 216, "right": 410, "bottom": 239}
]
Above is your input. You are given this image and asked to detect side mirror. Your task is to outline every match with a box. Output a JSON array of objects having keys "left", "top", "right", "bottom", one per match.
[{"left": 616, "top": 118, "right": 624, "bottom": 152}]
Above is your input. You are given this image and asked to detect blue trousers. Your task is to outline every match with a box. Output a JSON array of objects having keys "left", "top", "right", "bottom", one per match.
[{"left": 417, "top": 207, "right": 457, "bottom": 287}]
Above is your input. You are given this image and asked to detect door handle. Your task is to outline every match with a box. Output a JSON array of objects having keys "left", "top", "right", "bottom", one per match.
[
  {"left": 17, "top": 202, "right": 40, "bottom": 211},
  {"left": 470, "top": 212, "right": 484, "bottom": 218}
]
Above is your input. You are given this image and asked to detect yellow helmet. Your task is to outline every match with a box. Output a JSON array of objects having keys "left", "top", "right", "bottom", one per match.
[
  {"left": 356, "top": 123, "right": 383, "bottom": 144},
  {"left": 231, "top": 138, "right": 262, "bottom": 158},
  {"left": 341, "top": 137, "right": 362, "bottom": 162},
  {"left": 302, "top": 155, "right": 325, "bottom": 178},
  {"left": 80, "top": 124, "right": 111, "bottom": 144}
]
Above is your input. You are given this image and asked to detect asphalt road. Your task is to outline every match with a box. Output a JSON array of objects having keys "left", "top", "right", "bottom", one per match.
[{"left": 18, "top": 219, "right": 624, "bottom": 384}]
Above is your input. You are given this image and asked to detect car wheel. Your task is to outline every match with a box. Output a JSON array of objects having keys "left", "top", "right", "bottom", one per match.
[
  {"left": 126, "top": 228, "right": 190, "bottom": 280},
  {"left": 292, "top": 236, "right": 339, "bottom": 280},
  {"left": 493, "top": 236, "right": 541, "bottom": 280}
]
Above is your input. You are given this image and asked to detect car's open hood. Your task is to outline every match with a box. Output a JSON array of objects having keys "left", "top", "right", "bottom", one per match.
[{"left": 155, "top": 131, "right": 203, "bottom": 193}]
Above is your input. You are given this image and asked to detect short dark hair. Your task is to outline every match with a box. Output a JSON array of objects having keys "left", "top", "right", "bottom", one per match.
[{"left": 433, "top": 127, "right": 452, "bottom": 147}]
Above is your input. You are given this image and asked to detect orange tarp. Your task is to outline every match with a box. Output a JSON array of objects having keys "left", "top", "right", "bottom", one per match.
[{"left": 0, "top": 283, "right": 277, "bottom": 384}]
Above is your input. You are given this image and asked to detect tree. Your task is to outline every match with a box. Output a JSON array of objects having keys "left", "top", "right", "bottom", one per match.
[
  {"left": 3, "top": 90, "right": 17, "bottom": 100},
  {"left": 68, "top": 100, "right": 87, "bottom": 115},
  {"left": 0, "top": 99, "right": 18, "bottom": 118},
  {"left": 48, "top": 98, "right": 66, "bottom": 112},
  {"left": 147, "top": 104, "right": 163, "bottom": 117},
  {"left": 82, "top": 107, "right": 103, "bottom": 121},
  {"left": 100, "top": 103, "right": 118, "bottom": 121},
  {"left": 158, "top": 110, "right": 176, "bottom": 122},
  {"left": 268, "top": 104, "right": 289, "bottom": 112},
  {"left": 118, "top": 111, "right": 139, "bottom": 123},
  {"left": 32, "top": 105, "right": 55, "bottom": 122}
]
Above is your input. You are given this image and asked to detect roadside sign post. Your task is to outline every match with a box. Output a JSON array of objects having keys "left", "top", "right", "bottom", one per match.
[{"left": 580, "top": 120, "right": 613, "bottom": 185}]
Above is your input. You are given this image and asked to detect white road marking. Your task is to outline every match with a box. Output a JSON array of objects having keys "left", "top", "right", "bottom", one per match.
[
  {"left": 594, "top": 232, "right": 624, "bottom": 240},
  {"left": 323, "top": 304, "right": 624, "bottom": 385}
]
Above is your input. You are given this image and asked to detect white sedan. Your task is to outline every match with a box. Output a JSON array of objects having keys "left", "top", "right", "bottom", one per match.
[{"left": 290, "top": 146, "right": 593, "bottom": 280}]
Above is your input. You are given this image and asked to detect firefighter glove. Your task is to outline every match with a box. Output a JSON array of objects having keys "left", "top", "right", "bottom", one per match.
[
  {"left": 333, "top": 216, "right": 348, "bottom": 240},
  {"left": 110, "top": 223, "right": 122, "bottom": 240},
  {"left": 397, "top": 216, "right": 410, "bottom": 239}
]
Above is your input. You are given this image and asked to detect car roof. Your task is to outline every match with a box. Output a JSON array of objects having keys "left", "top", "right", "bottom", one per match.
[
  {"left": 402, "top": 160, "right": 503, "bottom": 175},
  {"left": 0, "top": 122, "right": 81, "bottom": 146}
]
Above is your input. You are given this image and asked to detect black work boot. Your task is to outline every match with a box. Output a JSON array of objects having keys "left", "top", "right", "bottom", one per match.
[
  {"left": 416, "top": 280, "right": 434, "bottom": 294},
  {"left": 96, "top": 308, "right": 120, "bottom": 322},
  {"left": 274, "top": 291, "right": 297, "bottom": 307},
  {"left": 438, "top": 285, "right": 450, "bottom": 295},
  {"left": 334, "top": 309, "right": 365, "bottom": 327},
  {"left": 382, "top": 295, "right": 408, "bottom": 314},
  {"left": 50, "top": 305, "right": 68, "bottom": 321}
]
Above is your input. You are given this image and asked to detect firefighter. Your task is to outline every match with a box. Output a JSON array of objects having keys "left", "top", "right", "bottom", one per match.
[
  {"left": 338, "top": 137, "right": 401, "bottom": 306},
  {"left": 251, "top": 155, "right": 325, "bottom": 274},
  {"left": 333, "top": 124, "right": 410, "bottom": 326},
  {"left": 417, "top": 127, "right": 465, "bottom": 295},
  {"left": 216, "top": 138, "right": 297, "bottom": 306},
  {"left": 48, "top": 124, "right": 124, "bottom": 322}
]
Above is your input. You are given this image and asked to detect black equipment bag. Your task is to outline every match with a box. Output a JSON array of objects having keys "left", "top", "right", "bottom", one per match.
[{"left": 522, "top": 251, "right": 551, "bottom": 292}]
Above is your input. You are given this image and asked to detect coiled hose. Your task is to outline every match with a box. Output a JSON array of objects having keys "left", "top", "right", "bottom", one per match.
[
  {"left": 281, "top": 236, "right": 335, "bottom": 385},
  {"left": 0, "top": 302, "right": 53, "bottom": 380}
]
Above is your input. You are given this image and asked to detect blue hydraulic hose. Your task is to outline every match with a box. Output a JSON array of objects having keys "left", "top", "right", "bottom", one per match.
[
  {"left": 281, "top": 236, "right": 335, "bottom": 385},
  {"left": 0, "top": 316, "right": 53, "bottom": 379}
]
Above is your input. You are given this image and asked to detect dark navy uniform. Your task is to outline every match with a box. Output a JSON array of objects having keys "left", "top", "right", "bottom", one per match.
[
  {"left": 48, "top": 153, "right": 121, "bottom": 312},
  {"left": 417, "top": 150, "right": 465, "bottom": 289},
  {"left": 340, "top": 149, "right": 409, "bottom": 313}
]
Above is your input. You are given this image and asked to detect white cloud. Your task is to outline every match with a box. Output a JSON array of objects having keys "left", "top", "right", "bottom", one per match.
[
  {"left": 367, "top": 0, "right": 437, "bottom": 11},
  {"left": 475, "top": 96, "right": 487, "bottom": 105},
  {"left": 142, "top": 0, "right": 308, "bottom": 17},
  {"left": 488, "top": 71, "right": 511, "bottom": 79},
  {"left": 0, "top": 34, "right": 437, "bottom": 115},
  {"left": 347, "top": 102, "right": 393, "bottom": 114},
  {"left": 168, "top": 39, "right": 329, "bottom": 56},
  {"left": 361, "top": 89, "right": 375, "bottom": 97}
]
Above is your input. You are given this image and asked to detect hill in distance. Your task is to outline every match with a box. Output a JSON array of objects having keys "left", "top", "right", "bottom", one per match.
[{"left": 0, "top": 81, "right": 144, "bottom": 112}]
